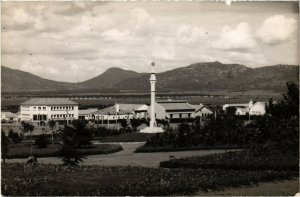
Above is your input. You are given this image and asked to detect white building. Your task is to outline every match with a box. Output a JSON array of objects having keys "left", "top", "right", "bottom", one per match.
[
  {"left": 192, "top": 104, "right": 213, "bottom": 118},
  {"left": 80, "top": 104, "right": 149, "bottom": 121},
  {"left": 249, "top": 102, "right": 266, "bottom": 115},
  {"left": 223, "top": 101, "right": 266, "bottom": 116},
  {"left": 78, "top": 108, "right": 98, "bottom": 120},
  {"left": 149, "top": 100, "right": 195, "bottom": 120},
  {"left": 20, "top": 98, "right": 78, "bottom": 122},
  {"left": 1, "top": 112, "right": 18, "bottom": 122},
  {"left": 223, "top": 103, "right": 249, "bottom": 111}
]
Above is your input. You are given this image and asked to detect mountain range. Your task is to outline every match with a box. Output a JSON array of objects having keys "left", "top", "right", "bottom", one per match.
[{"left": 1, "top": 62, "right": 299, "bottom": 93}]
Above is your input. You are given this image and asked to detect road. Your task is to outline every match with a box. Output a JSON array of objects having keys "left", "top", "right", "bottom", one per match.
[{"left": 6, "top": 142, "right": 236, "bottom": 168}]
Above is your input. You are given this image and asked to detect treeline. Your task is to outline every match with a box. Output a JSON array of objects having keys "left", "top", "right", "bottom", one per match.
[{"left": 145, "top": 81, "right": 299, "bottom": 150}]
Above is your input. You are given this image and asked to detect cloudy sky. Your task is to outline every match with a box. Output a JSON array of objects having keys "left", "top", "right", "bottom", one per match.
[{"left": 2, "top": 1, "right": 299, "bottom": 82}]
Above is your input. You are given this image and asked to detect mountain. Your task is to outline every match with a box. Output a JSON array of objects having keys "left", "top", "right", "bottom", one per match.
[
  {"left": 75, "top": 67, "right": 144, "bottom": 90},
  {"left": 1, "top": 66, "right": 72, "bottom": 92},
  {"left": 1, "top": 62, "right": 298, "bottom": 93},
  {"left": 113, "top": 62, "right": 299, "bottom": 92}
]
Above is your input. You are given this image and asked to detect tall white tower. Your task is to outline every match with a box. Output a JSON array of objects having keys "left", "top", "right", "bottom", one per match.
[
  {"left": 150, "top": 62, "right": 157, "bottom": 127},
  {"left": 140, "top": 62, "right": 164, "bottom": 133}
]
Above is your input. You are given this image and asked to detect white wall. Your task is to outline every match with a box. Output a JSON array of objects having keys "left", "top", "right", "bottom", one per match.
[
  {"left": 21, "top": 105, "right": 78, "bottom": 122},
  {"left": 249, "top": 103, "right": 265, "bottom": 115}
]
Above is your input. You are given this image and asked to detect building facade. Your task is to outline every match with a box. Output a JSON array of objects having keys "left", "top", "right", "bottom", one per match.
[
  {"left": 79, "top": 104, "right": 148, "bottom": 121},
  {"left": 149, "top": 100, "right": 195, "bottom": 120},
  {"left": 193, "top": 104, "right": 213, "bottom": 118},
  {"left": 20, "top": 98, "right": 78, "bottom": 122}
]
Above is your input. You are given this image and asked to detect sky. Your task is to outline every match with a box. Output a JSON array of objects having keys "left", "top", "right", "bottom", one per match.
[{"left": 2, "top": 1, "right": 299, "bottom": 82}]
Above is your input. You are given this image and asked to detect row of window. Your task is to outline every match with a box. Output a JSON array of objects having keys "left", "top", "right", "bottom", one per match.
[
  {"left": 32, "top": 106, "right": 75, "bottom": 111},
  {"left": 51, "top": 106, "right": 74, "bottom": 111},
  {"left": 33, "top": 106, "right": 46, "bottom": 111},
  {"left": 169, "top": 113, "right": 191, "bottom": 118},
  {"left": 33, "top": 114, "right": 47, "bottom": 121},
  {"left": 51, "top": 114, "right": 74, "bottom": 118}
]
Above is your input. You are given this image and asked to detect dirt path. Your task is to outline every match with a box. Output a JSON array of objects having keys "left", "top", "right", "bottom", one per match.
[{"left": 6, "top": 142, "right": 235, "bottom": 168}]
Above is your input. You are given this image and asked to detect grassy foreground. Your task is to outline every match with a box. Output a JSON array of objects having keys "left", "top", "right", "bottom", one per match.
[
  {"left": 159, "top": 148, "right": 299, "bottom": 171},
  {"left": 2, "top": 163, "right": 297, "bottom": 196}
]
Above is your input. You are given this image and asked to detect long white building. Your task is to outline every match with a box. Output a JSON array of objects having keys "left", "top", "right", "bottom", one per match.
[{"left": 20, "top": 98, "right": 78, "bottom": 122}]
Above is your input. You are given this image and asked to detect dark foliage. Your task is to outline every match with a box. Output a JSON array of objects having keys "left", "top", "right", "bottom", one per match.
[
  {"left": 59, "top": 145, "right": 86, "bottom": 166},
  {"left": 60, "top": 120, "right": 92, "bottom": 166},
  {"left": 1, "top": 131, "right": 9, "bottom": 163},
  {"left": 160, "top": 147, "right": 299, "bottom": 172},
  {"left": 140, "top": 81, "right": 299, "bottom": 152},
  {"left": 35, "top": 134, "right": 49, "bottom": 149},
  {"left": 8, "top": 130, "right": 22, "bottom": 144},
  {"left": 7, "top": 144, "right": 122, "bottom": 159}
]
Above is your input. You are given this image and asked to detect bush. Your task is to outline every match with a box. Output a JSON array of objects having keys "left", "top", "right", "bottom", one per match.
[
  {"left": 8, "top": 130, "right": 22, "bottom": 144},
  {"left": 35, "top": 134, "right": 49, "bottom": 149},
  {"left": 59, "top": 145, "right": 86, "bottom": 166}
]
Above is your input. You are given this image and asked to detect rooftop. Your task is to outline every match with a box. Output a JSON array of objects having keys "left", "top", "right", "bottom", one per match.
[
  {"left": 158, "top": 101, "right": 195, "bottom": 111},
  {"left": 101, "top": 104, "right": 148, "bottom": 115},
  {"left": 1, "top": 112, "right": 18, "bottom": 118},
  {"left": 21, "top": 98, "right": 78, "bottom": 106},
  {"left": 78, "top": 108, "right": 98, "bottom": 115}
]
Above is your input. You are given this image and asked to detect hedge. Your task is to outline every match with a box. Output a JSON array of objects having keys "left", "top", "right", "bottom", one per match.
[
  {"left": 135, "top": 144, "right": 245, "bottom": 153},
  {"left": 7, "top": 144, "right": 123, "bottom": 159}
]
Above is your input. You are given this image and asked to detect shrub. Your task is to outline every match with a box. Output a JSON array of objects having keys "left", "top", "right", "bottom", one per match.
[
  {"left": 8, "top": 130, "right": 22, "bottom": 144},
  {"left": 1, "top": 131, "right": 9, "bottom": 163},
  {"left": 35, "top": 134, "right": 49, "bottom": 149},
  {"left": 59, "top": 145, "right": 86, "bottom": 166}
]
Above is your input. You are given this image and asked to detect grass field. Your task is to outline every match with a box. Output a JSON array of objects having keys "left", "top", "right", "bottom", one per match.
[
  {"left": 2, "top": 163, "right": 297, "bottom": 196},
  {"left": 199, "top": 179, "right": 299, "bottom": 196}
]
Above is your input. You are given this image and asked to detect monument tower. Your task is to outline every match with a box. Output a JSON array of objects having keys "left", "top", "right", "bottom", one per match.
[{"left": 140, "top": 62, "right": 164, "bottom": 133}]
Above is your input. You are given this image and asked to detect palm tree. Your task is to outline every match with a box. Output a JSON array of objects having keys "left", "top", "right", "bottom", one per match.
[
  {"left": 48, "top": 119, "right": 56, "bottom": 144},
  {"left": 21, "top": 121, "right": 34, "bottom": 156}
]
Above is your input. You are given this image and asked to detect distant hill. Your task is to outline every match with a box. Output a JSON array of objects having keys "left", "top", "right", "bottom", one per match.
[
  {"left": 1, "top": 66, "right": 72, "bottom": 92},
  {"left": 75, "top": 67, "right": 144, "bottom": 90},
  {"left": 1, "top": 62, "right": 298, "bottom": 93},
  {"left": 113, "top": 62, "right": 299, "bottom": 92}
]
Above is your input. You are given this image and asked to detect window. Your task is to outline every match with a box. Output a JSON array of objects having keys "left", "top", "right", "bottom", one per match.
[
  {"left": 179, "top": 114, "right": 182, "bottom": 118},
  {"left": 43, "top": 107, "right": 46, "bottom": 110},
  {"left": 188, "top": 113, "right": 191, "bottom": 118},
  {"left": 170, "top": 114, "right": 173, "bottom": 118},
  {"left": 38, "top": 107, "right": 41, "bottom": 110}
]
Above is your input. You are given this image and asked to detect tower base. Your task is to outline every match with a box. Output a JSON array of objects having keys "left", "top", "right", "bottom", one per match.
[{"left": 140, "top": 126, "right": 164, "bottom": 133}]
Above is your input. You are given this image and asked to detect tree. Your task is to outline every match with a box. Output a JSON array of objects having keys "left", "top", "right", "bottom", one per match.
[
  {"left": 282, "top": 81, "right": 299, "bottom": 118},
  {"left": 226, "top": 106, "right": 237, "bottom": 117},
  {"left": 59, "top": 125, "right": 86, "bottom": 166},
  {"left": 21, "top": 121, "right": 34, "bottom": 156},
  {"left": 130, "top": 119, "right": 142, "bottom": 131},
  {"left": 8, "top": 129, "right": 22, "bottom": 144},
  {"left": 48, "top": 119, "right": 56, "bottom": 144},
  {"left": 1, "top": 131, "right": 9, "bottom": 164},
  {"left": 59, "top": 120, "right": 91, "bottom": 166}
]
